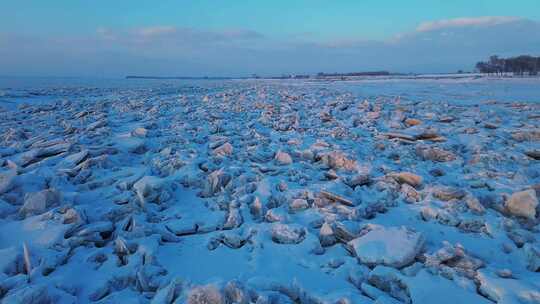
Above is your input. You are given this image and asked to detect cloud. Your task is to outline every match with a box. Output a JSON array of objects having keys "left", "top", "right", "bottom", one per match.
[
  {"left": 1, "top": 17, "right": 539, "bottom": 77},
  {"left": 96, "top": 26, "right": 264, "bottom": 46},
  {"left": 96, "top": 27, "right": 116, "bottom": 41},
  {"left": 137, "top": 26, "right": 177, "bottom": 37},
  {"left": 416, "top": 16, "right": 522, "bottom": 32}
]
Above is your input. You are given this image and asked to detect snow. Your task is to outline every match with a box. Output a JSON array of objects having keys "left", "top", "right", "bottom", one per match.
[
  {"left": 347, "top": 226, "right": 424, "bottom": 268},
  {"left": 0, "top": 76, "right": 539, "bottom": 303},
  {"left": 405, "top": 270, "right": 493, "bottom": 304}
]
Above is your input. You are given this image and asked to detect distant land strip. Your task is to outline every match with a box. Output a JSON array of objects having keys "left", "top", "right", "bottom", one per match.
[
  {"left": 125, "top": 76, "right": 235, "bottom": 80},
  {"left": 126, "top": 71, "right": 394, "bottom": 80}
]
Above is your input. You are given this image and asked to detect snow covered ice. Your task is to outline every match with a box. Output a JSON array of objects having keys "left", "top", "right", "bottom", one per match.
[{"left": 0, "top": 77, "right": 540, "bottom": 303}]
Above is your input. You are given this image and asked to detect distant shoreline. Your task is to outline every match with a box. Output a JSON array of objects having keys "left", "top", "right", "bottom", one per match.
[
  {"left": 125, "top": 76, "right": 237, "bottom": 80},
  {"left": 126, "top": 73, "right": 540, "bottom": 82}
]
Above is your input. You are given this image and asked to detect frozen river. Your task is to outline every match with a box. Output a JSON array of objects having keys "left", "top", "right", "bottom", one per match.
[{"left": 0, "top": 76, "right": 539, "bottom": 303}]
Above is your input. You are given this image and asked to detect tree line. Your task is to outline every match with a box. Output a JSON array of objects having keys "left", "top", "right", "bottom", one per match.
[{"left": 476, "top": 55, "right": 540, "bottom": 75}]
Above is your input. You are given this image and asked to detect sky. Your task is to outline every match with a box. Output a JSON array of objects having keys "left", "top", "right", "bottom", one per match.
[{"left": 1, "top": 0, "right": 540, "bottom": 77}]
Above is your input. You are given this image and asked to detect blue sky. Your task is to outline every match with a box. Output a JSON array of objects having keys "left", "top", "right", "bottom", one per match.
[{"left": 1, "top": 1, "right": 540, "bottom": 76}]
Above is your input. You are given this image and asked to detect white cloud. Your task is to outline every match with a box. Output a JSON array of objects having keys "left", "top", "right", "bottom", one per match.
[
  {"left": 138, "top": 26, "right": 177, "bottom": 37},
  {"left": 95, "top": 26, "right": 264, "bottom": 47},
  {"left": 2, "top": 17, "right": 539, "bottom": 76},
  {"left": 416, "top": 16, "right": 521, "bottom": 32},
  {"left": 96, "top": 27, "right": 117, "bottom": 41}
]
